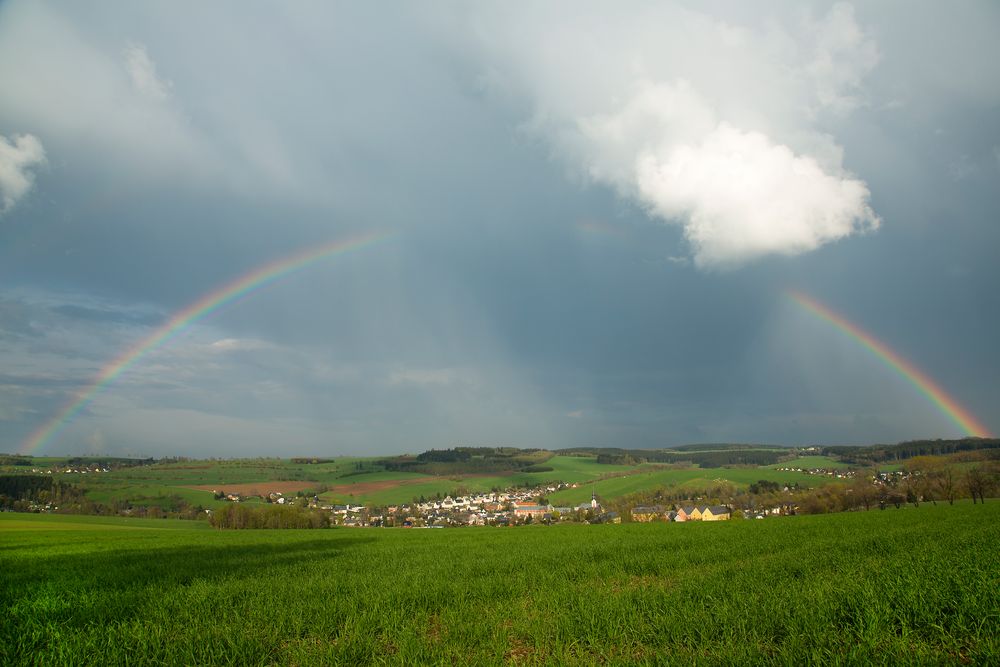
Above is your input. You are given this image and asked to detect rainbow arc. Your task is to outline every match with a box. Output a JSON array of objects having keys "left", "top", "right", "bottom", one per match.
[
  {"left": 788, "top": 290, "right": 991, "bottom": 438},
  {"left": 19, "top": 232, "right": 392, "bottom": 454}
]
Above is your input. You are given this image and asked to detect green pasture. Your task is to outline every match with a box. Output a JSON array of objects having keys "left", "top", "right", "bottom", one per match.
[
  {"left": 548, "top": 465, "right": 838, "bottom": 505},
  {"left": 3, "top": 503, "right": 998, "bottom": 665},
  {"left": 82, "top": 484, "right": 227, "bottom": 509},
  {"left": 14, "top": 453, "right": 857, "bottom": 509},
  {"left": 40, "top": 458, "right": 387, "bottom": 508},
  {"left": 311, "top": 454, "right": 850, "bottom": 506},
  {"left": 331, "top": 470, "right": 426, "bottom": 484},
  {"left": 320, "top": 456, "right": 640, "bottom": 505},
  {"left": 0, "top": 513, "right": 212, "bottom": 531},
  {"left": 82, "top": 457, "right": 376, "bottom": 487}
]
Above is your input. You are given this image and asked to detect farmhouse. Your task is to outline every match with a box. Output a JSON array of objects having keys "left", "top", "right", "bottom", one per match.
[
  {"left": 700, "top": 505, "right": 731, "bottom": 521},
  {"left": 631, "top": 505, "right": 667, "bottom": 522},
  {"left": 675, "top": 506, "right": 695, "bottom": 522},
  {"left": 665, "top": 505, "right": 731, "bottom": 522}
]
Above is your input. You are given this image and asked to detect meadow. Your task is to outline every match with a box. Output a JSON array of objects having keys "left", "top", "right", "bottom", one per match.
[
  {"left": 9, "top": 452, "right": 859, "bottom": 511},
  {"left": 318, "top": 455, "right": 851, "bottom": 506},
  {"left": 2, "top": 502, "right": 997, "bottom": 665}
]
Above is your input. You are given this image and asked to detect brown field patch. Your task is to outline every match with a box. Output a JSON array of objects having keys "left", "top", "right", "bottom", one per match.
[
  {"left": 187, "top": 481, "right": 320, "bottom": 496},
  {"left": 325, "top": 477, "right": 438, "bottom": 496}
]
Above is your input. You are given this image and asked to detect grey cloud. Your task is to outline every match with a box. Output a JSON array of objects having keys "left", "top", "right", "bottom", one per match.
[
  {"left": 1, "top": 2, "right": 997, "bottom": 455},
  {"left": 462, "top": 2, "right": 882, "bottom": 268},
  {"left": 0, "top": 373, "right": 83, "bottom": 389},
  {"left": 0, "top": 133, "right": 46, "bottom": 214},
  {"left": 51, "top": 304, "right": 163, "bottom": 327},
  {"left": 123, "top": 42, "right": 171, "bottom": 101}
]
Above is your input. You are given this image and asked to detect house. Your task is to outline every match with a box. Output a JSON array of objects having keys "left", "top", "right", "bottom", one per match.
[
  {"left": 688, "top": 506, "right": 704, "bottom": 521},
  {"left": 701, "top": 505, "right": 731, "bottom": 521},
  {"left": 675, "top": 506, "right": 695, "bottom": 522},
  {"left": 513, "top": 502, "right": 551, "bottom": 519},
  {"left": 631, "top": 505, "right": 666, "bottom": 522}
]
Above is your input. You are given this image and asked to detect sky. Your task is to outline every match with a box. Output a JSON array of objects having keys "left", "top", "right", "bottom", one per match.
[{"left": 1, "top": 1, "right": 998, "bottom": 457}]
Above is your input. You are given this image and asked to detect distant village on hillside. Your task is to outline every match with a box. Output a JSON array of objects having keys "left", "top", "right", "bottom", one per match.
[
  {"left": 3, "top": 438, "right": 996, "bottom": 525},
  {"left": 218, "top": 483, "right": 743, "bottom": 528}
]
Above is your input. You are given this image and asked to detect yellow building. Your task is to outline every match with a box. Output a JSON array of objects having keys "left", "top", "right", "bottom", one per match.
[{"left": 701, "top": 505, "right": 731, "bottom": 521}]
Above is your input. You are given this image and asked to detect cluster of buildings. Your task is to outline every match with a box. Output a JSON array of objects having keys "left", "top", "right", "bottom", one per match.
[
  {"left": 630, "top": 504, "right": 732, "bottom": 522},
  {"left": 217, "top": 484, "right": 747, "bottom": 528},
  {"left": 318, "top": 489, "right": 620, "bottom": 527},
  {"left": 32, "top": 467, "right": 111, "bottom": 475},
  {"left": 773, "top": 466, "right": 856, "bottom": 480}
]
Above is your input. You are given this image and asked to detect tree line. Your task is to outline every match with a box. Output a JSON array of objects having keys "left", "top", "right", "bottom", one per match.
[
  {"left": 379, "top": 446, "right": 553, "bottom": 475},
  {"left": 209, "top": 503, "right": 330, "bottom": 529},
  {"left": 611, "top": 454, "right": 999, "bottom": 519},
  {"left": 592, "top": 448, "right": 785, "bottom": 468},
  {"left": 822, "top": 437, "right": 999, "bottom": 464}
]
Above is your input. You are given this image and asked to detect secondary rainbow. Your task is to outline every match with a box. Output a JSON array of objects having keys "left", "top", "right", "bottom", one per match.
[
  {"left": 788, "top": 289, "right": 991, "bottom": 438},
  {"left": 19, "top": 231, "right": 392, "bottom": 455}
]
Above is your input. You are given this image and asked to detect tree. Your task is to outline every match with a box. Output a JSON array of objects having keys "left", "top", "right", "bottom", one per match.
[
  {"left": 966, "top": 466, "right": 993, "bottom": 504},
  {"left": 903, "top": 476, "right": 919, "bottom": 508},
  {"left": 907, "top": 456, "right": 949, "bottom": 505},
  {"left": 850, "top": 474, "right": 876, "bottom": 511},
  {"left": 940, "top": 465, "right": 959, "bottom": 505}
]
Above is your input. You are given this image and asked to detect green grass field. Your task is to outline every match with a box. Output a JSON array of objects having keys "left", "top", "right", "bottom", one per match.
[
  {"left": 547, "top": 465, "right": 838, "bottom": 506},
  {"left": 8, "top": 453, "right": 860, "bottom": 509},
  {"left": 319, "top": 456, "right": 642, "bottom": 505},
  {"left": 2, "top": 503, "right": 997, "bottom": 665},
  {"left": 318, "top": 455, "right": 844, "bottom": 506}
]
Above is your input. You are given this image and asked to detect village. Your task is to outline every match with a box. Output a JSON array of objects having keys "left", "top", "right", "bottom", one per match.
[
  {"left": 772, "top": 465, "right": 856, "bottom": 479},
  {"left": 212, "top": 467, "right": 943, "bottom": 527},
  {"left": 9, "top": 454, "right": 976, "bottom": 524},
  {"left": 216, "top": 481, "right": 743, "bottom": 527},
  {"left": 233, "top": 484, "right": 618, "bottom": 527}
]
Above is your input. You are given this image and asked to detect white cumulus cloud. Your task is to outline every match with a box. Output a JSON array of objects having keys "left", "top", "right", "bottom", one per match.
[
  {"left": 634, "top": 119, "right": 879, "bottom": 268},
  {"left": 466, "top": 2, "right": 882, "bottom": 269},
  {"left": 0, "top": 133, "right": 46, "bottom": 215}
]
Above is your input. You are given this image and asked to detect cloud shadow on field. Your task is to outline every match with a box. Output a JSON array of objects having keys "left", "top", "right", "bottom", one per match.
[{"left": 1, "top": 532, "right": 376, "bottom": 630}]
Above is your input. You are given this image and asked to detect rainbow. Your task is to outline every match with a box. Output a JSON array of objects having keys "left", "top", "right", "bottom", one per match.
[
  {"left": 788, "top": 290, "right": 991, "bottom": 438},
  {"left": 18, "top": 231, "right": 392, "bottom": 455}
]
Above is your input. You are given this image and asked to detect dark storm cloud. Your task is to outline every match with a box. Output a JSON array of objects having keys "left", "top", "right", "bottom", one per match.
[
  {"left": 51, "top": 304, "right": 163, "bottom": 327},
  {"left": 0, "top": 1, "right": 997, "bottom": 455}
]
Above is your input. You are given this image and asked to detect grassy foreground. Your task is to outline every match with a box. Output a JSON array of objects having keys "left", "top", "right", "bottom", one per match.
[{"left": 2, "top": 504, "right": 998, "bottom": 665}]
